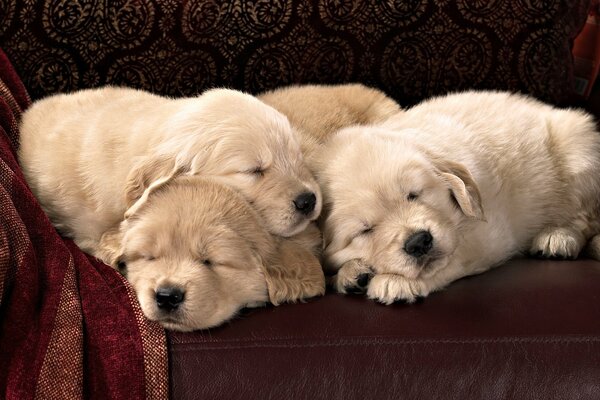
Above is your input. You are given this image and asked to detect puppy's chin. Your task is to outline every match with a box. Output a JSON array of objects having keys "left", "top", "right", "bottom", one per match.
[
  {"left": 381, "top": 251, "right": 450, "bottom": 280},
  {"left": 417, "top": 255, "right": 450, "bottom": 279},
  {"left": 271, "top": 215, "right": 313, "bottom": 238},
  {"left": 133, "top": 285, "right": 249, "bottom": 332},
  {"left": 152, "top": 313, "right": 233, "bottom": 332},
  {"left": 262, "top": 194, "right": 321, "bottom": 237},
  {"left": 399, "top": 255, "right": 447, "bottom": 279},
  {"left": 140, "top": 301, "right": 240, "bottom": 332},
  {"left": 152, "top": 314, "right": 196, "bottom": 333}
]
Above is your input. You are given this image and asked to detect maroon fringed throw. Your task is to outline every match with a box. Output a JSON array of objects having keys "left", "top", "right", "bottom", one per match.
[{"left": 0, "top": 49, "right": 169, "bottom": 400}]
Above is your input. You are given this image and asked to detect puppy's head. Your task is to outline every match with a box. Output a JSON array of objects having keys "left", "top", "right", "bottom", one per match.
[
  {"left": 127, "top": 89, "right": 321, "bottom": 238},
  {"left": 320, "top": 127, "right": 484, "bottom": 279},
  {"left": 102, "top": 176, "right": 274, "bottom": 331}
]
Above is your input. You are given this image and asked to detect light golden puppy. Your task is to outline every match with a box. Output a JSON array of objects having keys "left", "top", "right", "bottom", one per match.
[
  {"left": 98, "top": 175, "right": 324, "bottom": 331},
  {"left": 258, "top": 83, "right": 401, "bottom": 286},
  {"left": 316, "top": 91, "right": 600, "bottom": 304},
  {"left": 18, "top": 86, "right": 321, "bottom": 256},
  {"left": 259, "top": 83, "right": 401, "bottom": 145}
]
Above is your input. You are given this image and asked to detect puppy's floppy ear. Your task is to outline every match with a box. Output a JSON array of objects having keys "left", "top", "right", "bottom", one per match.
[
  {"left": 124, "top": 154, "right": 186, "bottom": 218},
  {"left": 262, "top": 230, "right": 325, "bottom": 306},
  {"left": 125, "top": 154, "right": 183, "bottom": 208},
  {"left": 432, "top": 157, "right": 485, "bottom": 220},
  {"left": 97, "top": 223, "right": 126, "bottom": 272}
]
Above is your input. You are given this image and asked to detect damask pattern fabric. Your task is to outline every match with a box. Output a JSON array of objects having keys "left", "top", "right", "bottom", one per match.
[
  {"left": 0, "top": 0, "right": 591, "bottom": 105},
  {"left": 0, "top": 50, "right": 168, "bottom": 400}
]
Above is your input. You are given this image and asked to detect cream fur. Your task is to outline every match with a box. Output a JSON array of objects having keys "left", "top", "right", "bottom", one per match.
[
  {"left": 98, "top": 176, "right": 323, "bottom": 331},
  {"left": 18, "top": 86, "right": 326, "bottom": 330},
  {"left": 258, "top": 83, "right": 402, "bottom": 290},
  {"left": 312, "top": 91, "right": 600, "bottom": 304},
  {"left": 18, "top": 86, "right": 321, "bottom": 251}
]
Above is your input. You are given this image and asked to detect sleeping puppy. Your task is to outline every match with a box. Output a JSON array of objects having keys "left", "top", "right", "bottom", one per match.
[
  {"left": 316, "top": 91, "right": 600, "bottom": 304},
  {"left": 258, "top": 83, "right": 400, "bottom": 287},
  {"left": 98, "top": 175, "right": 324, "bottom": 331},
  {"left": 18, "top": 86, "right": 321, "bottom": 258},
  {"left": 259, "top": 83, "right": 401, "bottom": 148}
]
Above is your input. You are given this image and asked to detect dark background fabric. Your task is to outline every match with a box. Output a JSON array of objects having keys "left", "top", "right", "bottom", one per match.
[
  {"left": 1, "top": 1, "right": 598, "bottom": 399},
  {"left": 0, "top": 0, "right": 591, "bottom": 105}
]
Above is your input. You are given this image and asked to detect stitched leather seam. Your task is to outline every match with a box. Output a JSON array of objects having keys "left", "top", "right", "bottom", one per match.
[{"left": 171, "top": 336, "right": 600, "bottom": 350}]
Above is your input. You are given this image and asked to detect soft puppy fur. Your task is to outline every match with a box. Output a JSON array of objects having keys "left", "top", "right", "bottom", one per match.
[
  {"left": 259, "top": 83, "right": 401, "bottom": 158},
  {"left": 18, "top": 86, "right": 325, "bottom": 329},
  {"left": 258, "top": 83, "right": 401, "bottom": 289},
  {"left": 18, "top": 86, "right": 321, "bottom": 255},
  {"left": 315, "top": 91, "right": 600, "bottom": 304},
  {"left": 98, "top": 175, "right": 324, "bottom": 331}
]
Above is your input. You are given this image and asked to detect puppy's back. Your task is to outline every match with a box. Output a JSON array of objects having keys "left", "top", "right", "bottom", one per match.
[
  {"left": 386, "top": 91, "right": 600, "bottom": 184},
  {"left": 386, "top": 90, "right": 600, "bottom": 247},
  {"left": 18, "top": 87, "right": 178, "bottom": 248},
  {"left": 259, "top": 83, "right": 401, "bottom": 142}
]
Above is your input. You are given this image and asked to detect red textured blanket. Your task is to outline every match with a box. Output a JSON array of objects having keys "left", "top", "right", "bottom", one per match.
[{"left": 0, "top": 49, "right": 168, "bottom": 399}]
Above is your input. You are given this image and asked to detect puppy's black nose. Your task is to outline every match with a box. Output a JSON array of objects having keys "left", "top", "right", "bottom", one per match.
[
  {"left": 155, "top": 287, "right": 185, "bottom": 311},
  {"left": 404, "top": 230, "right": 433, "bottom": 258},
  {"left": 293, "top": 192, "right": 317, "bottom": 215}
]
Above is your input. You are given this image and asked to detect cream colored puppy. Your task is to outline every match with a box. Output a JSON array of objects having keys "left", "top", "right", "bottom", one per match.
[
  {"left": 317, "top": 91, "right": 600, "bottom": 304},
  {"left": 98, "top": 175, "right": 324, "bottom": 331},
  {"left": 258, "top": 83, "right": 401, "bottom": 289},
  {"left": 19, "top": 86, "right": 321, "bottom": 257}
]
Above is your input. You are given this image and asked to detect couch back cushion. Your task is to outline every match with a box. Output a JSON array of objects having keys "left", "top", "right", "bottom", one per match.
[{"left": 0, "top": 0, "right": 590, "bottom": 105}]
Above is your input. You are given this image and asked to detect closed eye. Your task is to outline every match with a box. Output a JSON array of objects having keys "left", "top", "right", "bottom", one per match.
[
  {"left": 407, "top": 192, "right": 419, "bottom": 201},
  {"left": 244, "top": 166, "right": 265, "bottom": 177},
  {"left": 358, "top": 226, "right": 374, "bottom": 236},
  {"left": 199, "top": 258, "right": 213, "bottom": 267}
]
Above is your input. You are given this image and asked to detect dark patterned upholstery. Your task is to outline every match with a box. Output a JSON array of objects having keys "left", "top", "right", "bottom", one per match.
[
  {"left": 1, "top": 3, "right": 598, "bottom": 399},
  {"left": 0, "top": 0, "right": 590, "bottom": 105}
]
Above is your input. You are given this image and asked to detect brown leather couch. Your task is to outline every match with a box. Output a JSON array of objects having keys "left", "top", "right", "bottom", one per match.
[
  {"left": 170, "top": 258, "right": 600, "bottom": 399},
  {"left": 2, "top": 1, "right": 599, "bottom": 398}
]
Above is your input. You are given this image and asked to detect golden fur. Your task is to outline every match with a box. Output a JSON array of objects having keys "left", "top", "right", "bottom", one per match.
[
  {"left": 98, "top": 176, "right": 323, "bottom": 331},
  {"left": 311, "top": 91, "right": 600, "bottom": 304},
  {"left": 259, "top": 83, "right": 401, "bottom": 151},
  {"left": 18, "top": 86, "right": 326, "bottom": 330},
  {"left": 18, "top": 86, "right": 321, "bottom": 251}
]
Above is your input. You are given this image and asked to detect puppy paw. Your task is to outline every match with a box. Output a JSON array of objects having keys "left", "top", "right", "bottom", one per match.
[
  {"left": 244, "top": 301, "right": 267, "bottom": 309},
  {"left": 530, "top": 227, "right": 585, "bottom": 260},
  {"left": 266, "top": 237, "right": 326, "bottom": 306},
  {"left": 586, "top": 234, "right": 600, "bottom": 261},
  {"left": 332, "top": 259, "right": 373, "bottom": 294},
  {"left": 366, "top": 274, "right": 428, "bottom": 305},
  {"left": 267, "top": 267, "right": 326, "bottom": 305}
]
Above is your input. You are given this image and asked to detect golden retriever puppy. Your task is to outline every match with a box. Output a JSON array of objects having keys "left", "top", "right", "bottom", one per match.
[
  {"left": 316, "top": 91, "right": 600, "bottom": 304},
  {"left": 98, "top": 175, "right": 324, "bottom": 331},
  {"left": 18, "top": 86, "right": 321, "bottom": 256},
  {"left": 259, "top": 83, "right": 401, "bottom": 150},
  {"left": 258, "top": 83, "right": 400, "bottom": 286}
]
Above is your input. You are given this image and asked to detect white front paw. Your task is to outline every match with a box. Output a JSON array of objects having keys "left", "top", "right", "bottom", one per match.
[
  {"left": 366, "top": 274, "right": 428, "bottom": 305},
  {"left": 530, "top": 227, "right": 585, "bottom": 259}
]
